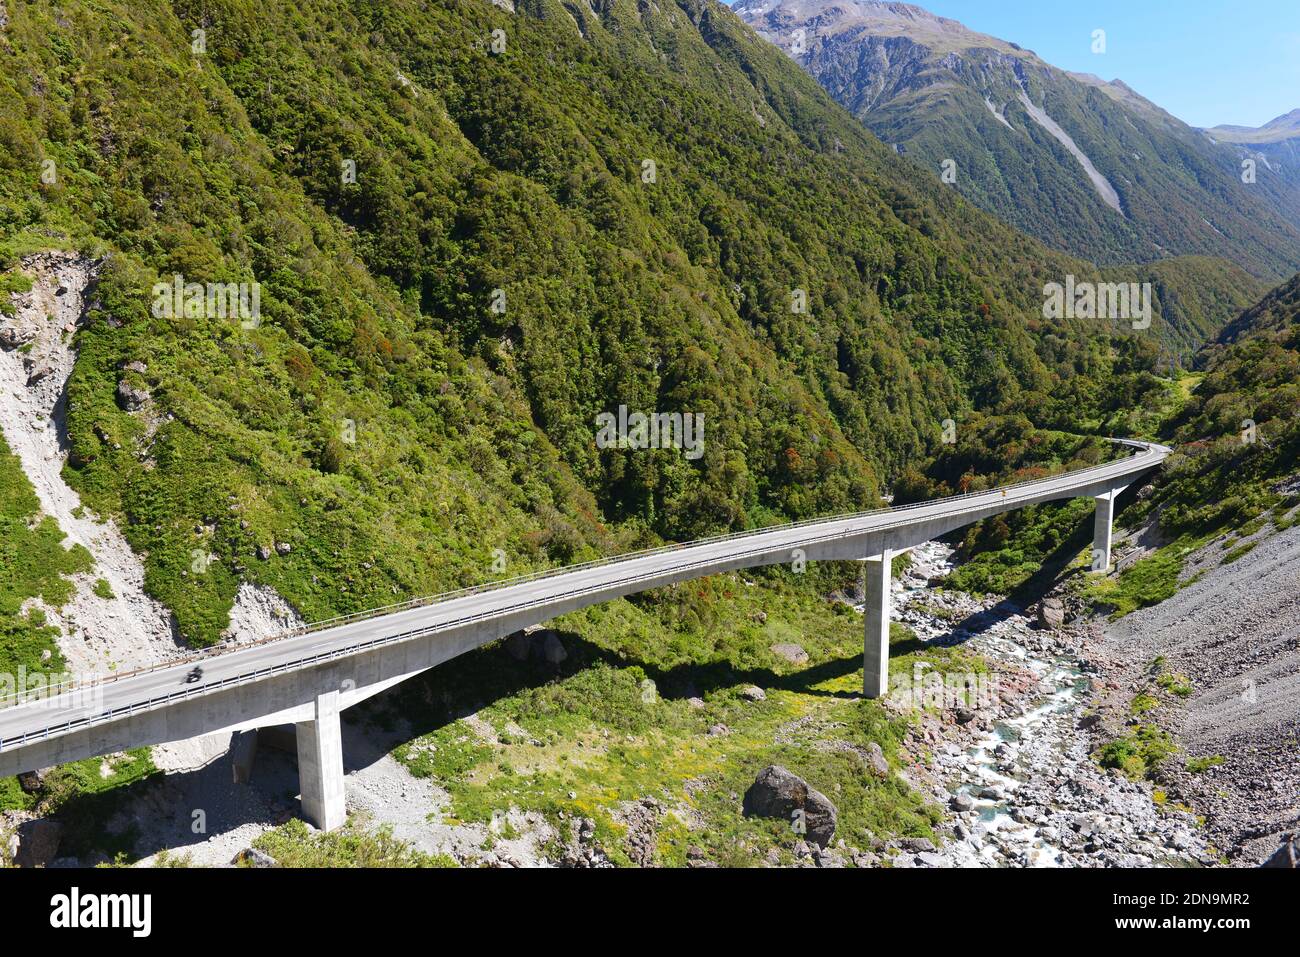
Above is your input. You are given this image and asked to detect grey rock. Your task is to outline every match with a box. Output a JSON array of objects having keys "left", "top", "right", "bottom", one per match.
[
  {"left": 771, "top": 642, "right": 809, "bottom": 664},
  {"left": 17, "top": 769, "right": 48, "bottom": 794},
  {"left": 742, "top": 765, "right": 838, "bottom": 848},
  {"left": 864, "top": 741, "right": 889, "bottom": 777},
  {"left": 115, "top": 379, "right": 149, "bottom": 411},
  {"left": 740, "top": 685, "right": 766, "bottom": 702},
  {"left": 231, "top": 847, "right": 278, "bottom": 868},
  {"left": 539, "top": 632, "right": 567, "bottom": 665},
  {"left": 1037, "top": 598, "right": 1066, "bottom": 630},
  {"left": 504, "top": 631, "right": 531, "bottom": 662},
  {"left": 950, "top": 792, "right": 974, "bottom": 812},
  {"left": 899, "top": 837, "right": 936, "bottom": 853}
]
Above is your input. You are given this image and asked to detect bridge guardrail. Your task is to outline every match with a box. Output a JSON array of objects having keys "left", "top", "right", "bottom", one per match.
[{"left": 0, "top": 439, "right": 1167, "bottom": 723}]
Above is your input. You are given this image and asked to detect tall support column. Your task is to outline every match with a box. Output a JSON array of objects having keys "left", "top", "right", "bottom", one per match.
[
  {"left": 863, "top": 549, "right": 894, "bottom": 699},
  {"left": 296, "top": 689, "right": 346, "bottom": 832},
  {"left": 1092, "top": 489, "right": 1119, "bottom": 574}
]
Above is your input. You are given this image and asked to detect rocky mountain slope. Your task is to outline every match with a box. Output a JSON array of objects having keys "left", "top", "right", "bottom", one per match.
[{"left": 735, "top": 1, "right": 1300, "bottom": 281}]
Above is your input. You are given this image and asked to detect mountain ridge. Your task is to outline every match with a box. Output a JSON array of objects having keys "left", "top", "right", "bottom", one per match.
[{"left": 736, "top": 0, "right": 1300, "bottom": 281}]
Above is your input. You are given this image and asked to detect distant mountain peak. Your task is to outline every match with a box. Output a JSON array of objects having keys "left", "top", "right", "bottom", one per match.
[
  {"left": 734, "top": 0, "right": 1023, "bottom": 57},
  {"left": 1207, "top": 108, "right": 1300, "bottom": 144},
  {"left": 735, "top": 0, "right": 1300, "bottom": 279}
]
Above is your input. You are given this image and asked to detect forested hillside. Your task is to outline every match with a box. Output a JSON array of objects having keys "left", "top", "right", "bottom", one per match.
[
  {"left": 1, "top": 0, "right": 1170, "bottom": 646},
  {"left": 1146, "top": 272, "right": 1300, "bottom": 538}
]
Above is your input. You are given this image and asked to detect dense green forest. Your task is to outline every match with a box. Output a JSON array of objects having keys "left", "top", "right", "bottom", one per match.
[
  {"left": 1141, "top": 272, "right": 1300, "bottom": 539},
  {"left": 936, "top": 272, "right": 1300, "bottom": 603},
  {"left": 0, "top": 0, "right": 1179, "bottom": 646}
]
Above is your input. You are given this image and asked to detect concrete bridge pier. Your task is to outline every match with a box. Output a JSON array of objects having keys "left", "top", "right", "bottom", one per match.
[
  {"left": 1092, "top": 487, "right": 1127, "bottom": 573},
  {"left": 863, "top": 549, "right": 894, "bottom": 699},
  {"left": 296, "top": 690, "right": 346, "bottom": 832}
]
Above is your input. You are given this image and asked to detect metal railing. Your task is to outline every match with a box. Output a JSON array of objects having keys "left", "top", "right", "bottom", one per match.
[{"left": 0, "top": 439, "right": 1167, "bottom": 734}]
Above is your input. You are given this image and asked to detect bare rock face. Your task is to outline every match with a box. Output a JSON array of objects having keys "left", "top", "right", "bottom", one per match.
[
  {"left": 742, "top": 764, "right": 838, "bottom": 848},
  {"left": 17, "top": 769, "right": 48, "bottom": 794},
  {"left": 864, "top": 741, "right": 890, "bottom": 777}
]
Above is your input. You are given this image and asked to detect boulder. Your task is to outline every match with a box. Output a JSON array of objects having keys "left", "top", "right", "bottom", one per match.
[
  {"left": 742, "top": 765, "right": 837, "bottom": 848},
  {"left": 1037, "top": 598, "right": 1066, "bottom": 630},
  {"left": 539, "top": 631, "right": 567, "bottom": 665},
  {"left": 863, "top": 742, "right": 890, "bottom": 777},
  {"left": 231, "top": 847, "right": 277, "bottom": 868},
  {"left": 14, "top": 818, "right": 63, "bottom": 868},
  {"left": 115, "top": 379, "right": 149, "bottom": 411},
  {"left": 0, "top": 326, "right": 28, "bottom": 350},
  {"left": 740, "top": 685, "right": 766, "bottom": 702},
  {"left": 950, "top": 792, "right": 974, "bottom": 813},
  {"left": 771, "top": 642, "right": 809, "bottom": 665},
  {"left": 504, "top": 631, "right": 532, "bottom": 662}
]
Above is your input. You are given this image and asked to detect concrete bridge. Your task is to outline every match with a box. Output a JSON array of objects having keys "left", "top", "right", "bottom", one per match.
[{"left": 0, "top": 440, "right": 1169, "bottom": 831}]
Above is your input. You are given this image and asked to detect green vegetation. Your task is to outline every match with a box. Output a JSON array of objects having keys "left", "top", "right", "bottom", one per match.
[
  {"left": 1097, "top": 724, "right": 1177, "bottom": 781},
  {"left": 251, "top": 819, "right": 457, "bottom": 868},
  {"left": 1156, "top": 672, "right": 1194, "bottom": 698},
  {"left": 893, "top": 414, "right": 1121, "bottom": 595},
  {"left": 0, "top": 432, "right": 91, "bottom": 679},
  {"left": 1131, "top": 692, "right": 1159, "bottom": 715},
  {"left": 3, "top": 0, "right": 1290, "bottom": 865},
  {"left": 23, "top": 750, "right": 161, "bottom": 859},
  {"left": 383, "top": 580, "right": 958, "bottom": 865},
  {"left": 1078, "top": 272, "right": 1300, "bottom": 619},
  {"left": 1186, "top": 755, "right": 1225, "bottom": 774},
  {"left": 1083, "top": 539, "right": 1198, "bottom": 619},
  {"left": 0, "top": 270, "right": 32, "bottom": 317}
]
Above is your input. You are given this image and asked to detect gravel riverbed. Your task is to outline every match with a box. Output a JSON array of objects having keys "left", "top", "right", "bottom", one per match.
[{"left": 886, "top": 544, "right": 1212, "bottom": 868}]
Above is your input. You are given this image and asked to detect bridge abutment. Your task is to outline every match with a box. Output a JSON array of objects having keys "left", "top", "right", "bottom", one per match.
[
  {"left": 863, "top": 549, "right": 893, "bottom": 699},
  {"left": 296, "top": 690, "right": 346, "bottom": 832}
]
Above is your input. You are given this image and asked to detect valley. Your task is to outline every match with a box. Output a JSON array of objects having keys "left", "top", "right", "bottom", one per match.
[{"left": 0, "top": 0, "right": 1296, "bottom": 878}]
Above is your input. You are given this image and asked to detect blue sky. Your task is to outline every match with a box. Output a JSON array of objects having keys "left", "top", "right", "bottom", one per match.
[{"left": 732, "top": 1, "right": 1300, "bottom": 129}]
